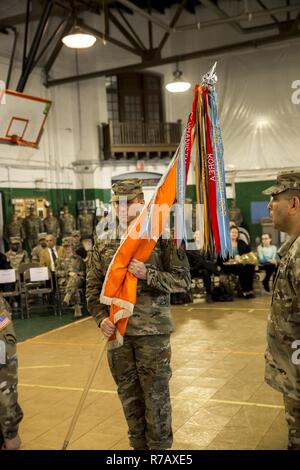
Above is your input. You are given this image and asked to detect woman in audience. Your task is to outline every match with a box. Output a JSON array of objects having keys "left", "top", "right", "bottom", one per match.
[
  {"left": 257, "top": 233, "right": 277, "bottom": 292},
  {"left": 220, "top": 226, "right": 256, "bottom": 299}
]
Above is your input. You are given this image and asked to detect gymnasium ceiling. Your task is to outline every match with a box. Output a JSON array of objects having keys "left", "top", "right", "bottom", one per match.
[{"left": 0, "top": 0, "right": 300, "bottom": 89}]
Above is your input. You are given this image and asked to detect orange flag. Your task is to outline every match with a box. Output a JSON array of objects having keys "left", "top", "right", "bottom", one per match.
[
  {"left": 100, "top": 149, "right": 182, "bottom": 349},
  {"left": 100, "top": 86, "right": 201, "bottom": 349}
]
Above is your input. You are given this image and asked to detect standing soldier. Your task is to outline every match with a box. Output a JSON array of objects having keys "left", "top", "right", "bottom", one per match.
[
  {"left": 30, "top": 233, "right": 48, "bottom": 263},
  {"left": 56, "top": 237, "right": 85, "bottom": 318},
  {"left": 6, "top": 237, "right": 29, "bottom": 272},
  {"left": 262, "top": 170, "right": 300, "bottom": 450},
  {"left": 77, "top": 208, "right": 94, "bottom": 238},
  {"left": 59, "top": 206, "right": 76, "bottom": 238},
  {"left": 86, "top": 179, "right": 191, "bottom": 450},
  {"left": 71, "top": 230, "right": 81, "bottom": 251},
  {"left": 43, "top": 209, "right": 60, "bottom": 238},
  {"left": 0, "top": 296, "right": 23, "bottom": 450},
  {"left": 4, "top": 214, "right": 25, "bottom": 246},
  {"left": 23, "top": 206, "right": 43, "bottom": 251},
  {"left": 229, "top": 199, "right": 243, "bottom": 227}
]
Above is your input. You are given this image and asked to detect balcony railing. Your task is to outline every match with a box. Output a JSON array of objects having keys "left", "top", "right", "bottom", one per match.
[{"left": 100, "top": 120, "right": 181, "bottom": 160}]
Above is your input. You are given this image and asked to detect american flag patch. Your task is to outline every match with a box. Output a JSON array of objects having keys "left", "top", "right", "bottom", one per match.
[{"left": 0, "top": 315, "right": 11, "bottom": 332}]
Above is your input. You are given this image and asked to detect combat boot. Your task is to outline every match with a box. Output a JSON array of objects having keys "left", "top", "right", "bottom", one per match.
[
  {"left": 74, "top": 304, "right": 82, "bottom": 318},
  {"left": 63, "top": 292, "right": 72, "bottom": 305}
]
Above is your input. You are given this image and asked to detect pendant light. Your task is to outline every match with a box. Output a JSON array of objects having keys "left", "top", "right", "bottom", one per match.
[
  {"left": 165, "top": 63, "right": 191, "bottom": 93},
  {"left": 62, "top": 24, "right": 96, "bottom": 49}
]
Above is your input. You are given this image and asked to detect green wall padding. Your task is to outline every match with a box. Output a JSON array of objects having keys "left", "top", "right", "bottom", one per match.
[{"left": 1, "top": 181, "right": 273, "bottom": 246}]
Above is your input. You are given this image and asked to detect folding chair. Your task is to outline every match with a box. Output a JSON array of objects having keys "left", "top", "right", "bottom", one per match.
[
  {"left": 0, "top": 269, "right": 23, "bottom": 319},
  {"left": 23, "top": 267, "right": 56, "bottom": 318}
]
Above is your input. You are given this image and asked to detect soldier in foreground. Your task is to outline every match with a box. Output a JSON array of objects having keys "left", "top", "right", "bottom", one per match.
[
  {"left": 263, "top": 170, "right": 300, "bottom": 450},
  {"left": 86, "top": 179, "right": 191, "bottom": 450},
  {"left": 0, "top": 296, "right": 23, "bottom": 450}
]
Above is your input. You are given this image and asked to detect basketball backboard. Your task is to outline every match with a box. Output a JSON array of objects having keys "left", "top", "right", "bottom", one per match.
[{"left": 0, "top": 89, "right": 51, "bottom": 148}]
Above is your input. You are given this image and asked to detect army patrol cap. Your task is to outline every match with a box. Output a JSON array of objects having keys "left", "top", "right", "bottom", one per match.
[
  {"left": 62, "top": 237, "right": 73, "bottom": 246},
  {"left": 262, "top": 170, "right": 300, "bottom": 196},
  {"left": 71, "top": 230, "right": 81, "bottom": 237},
  {"left": 110, "top": 178, "right": 143, "bottom": 203},
  {"left": 9, "top": 236, "right": 21, "bottom": 244},
  {"left": 38, "top": 232, "right": 47, "bottom": 241}
]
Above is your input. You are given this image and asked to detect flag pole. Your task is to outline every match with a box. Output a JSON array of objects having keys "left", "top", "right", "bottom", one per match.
[{"left": 62, "top": 335, "right": 107, "bottom": 450}]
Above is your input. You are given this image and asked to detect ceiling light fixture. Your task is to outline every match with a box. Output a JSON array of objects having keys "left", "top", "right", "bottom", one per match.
[
  {"left": 62, "top": 24, "right": 96, "bottom": 49},
  {"left": 165, "top": 63, "right": 191, "bottom": 93}
]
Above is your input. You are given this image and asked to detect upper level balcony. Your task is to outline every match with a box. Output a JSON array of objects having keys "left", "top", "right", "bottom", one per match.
[{"left": 100, "top": 120, "right": 181, "bottom": 160}]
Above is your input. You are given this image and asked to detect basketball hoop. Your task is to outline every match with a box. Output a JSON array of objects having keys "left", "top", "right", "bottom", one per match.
[{"left": 10, "top": 134, "right": 21, "bottom": 145}]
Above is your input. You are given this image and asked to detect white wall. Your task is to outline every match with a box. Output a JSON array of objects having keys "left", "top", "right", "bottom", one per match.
[{"left": 0, "top": 3, "right": 299, "bottom": 192}]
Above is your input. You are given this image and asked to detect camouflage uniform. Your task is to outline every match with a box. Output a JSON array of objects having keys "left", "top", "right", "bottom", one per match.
[
  {"left": 23, "top": 214, "right": 43, "bottom": 250},
  {"left": 86, "top": 179, "right": 191, "bottom": 450},
  {"left": 43, "top": 214, "right": 60, "bottom": 238},
  {"left": 31, "top": 233, "right": 47, "bottom": 263},
  {"left": 229, "top": 200, "right": 243, "bottom": 227},
  {"left": 0, "top": 297, "right": 23, "bottom": 445},
  {"left": 6, "top": 238, "right": 30, "bottom": 272},
  {"left": 59, "top": 212, "right": 76, "bottom": 237},
  {"left": 77, "top": 212, "right": 94, "bottom": 237},
  {"left": 263, "top": 171, "right": 300, "bottom": 450},
  {"left": 71, "top": 230, "right": 81, "bottom": 251},
  {"left": 56, "top": 248, "right": 85, "bottom": 305},
  {"left": 3, "top": 219, "right": 24, "bottom": 245}
]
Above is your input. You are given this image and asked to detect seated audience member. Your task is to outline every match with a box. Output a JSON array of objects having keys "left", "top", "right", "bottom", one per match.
[
  {"left": 31, "top": 233, "right": 48, "bottom": 262},
  {"left": 56, "top": 237, "right": 85, "bottom": 318},
  {"left": 0, "top": 252, "right": 14, "bottom": 292},
  {"left": 40, "top": 235, "right": 64, "bottom": 272},
  {"left": 257, "top": 233, "right": 277, "bottom": 292},
  {"left": 71, "top": 230, "right": 81, "bottom": 251},
  {"left": 39, "top": 234, "right": 64, "bottom": 291},
  {"left": 220, "top": 226, "right": 256, "bottom": 299},
  {"left": 75, "top": 236, "right": 92, "bottom": 262},
  {"left": 5, "top": 237, "right": 29, "bottom": 272},
  {"left": 229, "top": 220, "right": 250, "bottom": 245},
  {"left": 186, "top": 248, "right": 220, "bottom": 304}
]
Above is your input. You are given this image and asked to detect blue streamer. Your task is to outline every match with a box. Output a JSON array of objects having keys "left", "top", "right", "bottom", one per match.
[{"left": 208, "top": 90, "right": 232, "bottom": 258}]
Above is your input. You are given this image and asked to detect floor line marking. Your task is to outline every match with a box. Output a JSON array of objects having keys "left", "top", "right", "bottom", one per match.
[
  {"left": 18, "top": 316, "right": 92, "bottom": 345},
  {"left": 187, "top": 307, "right": 268, "bottom": 311},
  {"left": 19, "top": 364, "right": 72, "bottom": 370},
  {"left": 18, "top": 383, "right": 283, "bottom": 410}
]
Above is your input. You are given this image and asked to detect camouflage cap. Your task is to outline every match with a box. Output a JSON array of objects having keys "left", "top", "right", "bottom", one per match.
[
  {"left": 71, "top": 230, "right": 81, "bottom": 237},
  {"left": 262, "top": 170, "right": 300, "bottom": 196},
  {"left": 9, "top": 236, "right": 21, "bottom": 244},
  {"left": 38, "top": 232, "right": 47, "bottom": 241},
  {"left": 62, "top": 236, "right": 73, "bottom": 247},
  {"left": 110, "top": 178, "right": 143, "bottom": 203}
]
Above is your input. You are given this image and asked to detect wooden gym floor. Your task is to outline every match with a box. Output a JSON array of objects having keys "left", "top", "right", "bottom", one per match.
[{"left": 17, "top": 295, "right": 287, "bottom": 450}]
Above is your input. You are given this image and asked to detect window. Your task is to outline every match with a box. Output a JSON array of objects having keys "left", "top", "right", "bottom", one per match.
[{"left": 106, "top": 72, "right": 163, "bottom": 123}]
